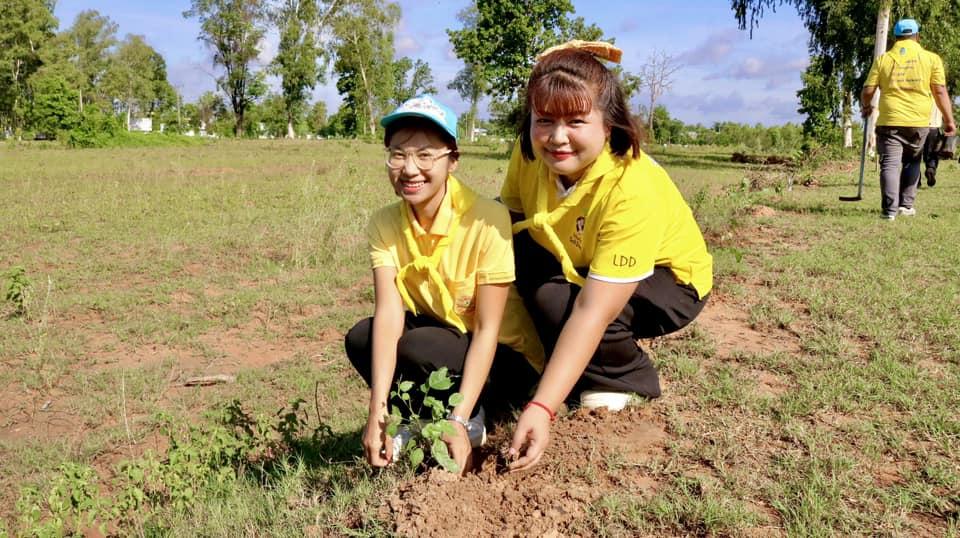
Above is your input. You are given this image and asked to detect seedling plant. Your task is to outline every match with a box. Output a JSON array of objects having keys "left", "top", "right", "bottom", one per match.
[{"left": 388, "top": 367, "right": 464, "bottom": 473}]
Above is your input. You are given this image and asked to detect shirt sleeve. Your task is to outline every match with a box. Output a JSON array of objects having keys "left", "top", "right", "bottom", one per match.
[
  {"left": 930, "top": 53, "right": 946, "bottom": 86},
  {"left": 865, "top": 59, "right": 881, "bottom": 87},
  {"left": 499, "top": 137, "right": 525, "bottom": 213},
  {"left": 474, "top": 204, "right": 516, "bottom": 285},
  {"left": 367, "top": 210, "right": 398, "bottom": 269}
]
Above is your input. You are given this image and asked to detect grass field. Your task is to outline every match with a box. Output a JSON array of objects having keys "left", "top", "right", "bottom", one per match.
[{"left": 1, "top": 139, "right": 958, "bottom": 536}]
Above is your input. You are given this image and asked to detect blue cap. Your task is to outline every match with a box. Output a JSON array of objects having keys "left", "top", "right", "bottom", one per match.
[
  {"left": 893, "top": 19, "right": 919, "bottom": 37},
  {"left": 380, "top": 95, "right": 458, "bottom": 142}
]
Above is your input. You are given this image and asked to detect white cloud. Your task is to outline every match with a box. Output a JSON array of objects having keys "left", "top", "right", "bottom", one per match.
[
  {"left": 677, "top": 30, "right": 742, "bottom": 66},
  {"left": 396, "top": 35, "right": 422, "bottom": 56}
]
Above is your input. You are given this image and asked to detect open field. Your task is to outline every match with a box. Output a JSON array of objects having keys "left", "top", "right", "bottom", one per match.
[{"left": 1, "top": 139, "right": 958, "bottom": 536}]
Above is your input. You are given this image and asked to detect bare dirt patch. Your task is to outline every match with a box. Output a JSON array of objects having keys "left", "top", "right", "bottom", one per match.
[
  {"left": 383, "top": 406, "right": 666, "bottom": 537},
  {"left": 694, "top": 292, "right": 801, "bottom": 358}
]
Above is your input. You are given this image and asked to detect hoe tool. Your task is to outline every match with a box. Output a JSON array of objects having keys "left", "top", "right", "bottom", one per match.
[{"left": 840, "top": 119, "right": 869, "bottom": 202}]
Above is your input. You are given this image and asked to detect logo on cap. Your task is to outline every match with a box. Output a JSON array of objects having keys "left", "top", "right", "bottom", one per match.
[{"left": 397, "top": 97, "right": 446, "bottom": 121}]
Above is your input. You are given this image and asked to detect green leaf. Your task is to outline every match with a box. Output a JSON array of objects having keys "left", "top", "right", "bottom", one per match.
[
  {"left": 428, "top": 369, "right": 454, "bottom": 391},
  {"left": 448, "top": 392, "right": 464, "bottom": 406},
  {"left": 439, "top": 421, "right": 457, "bottom": 437},
  {"left": 409, "top": 447, "right": 424, "bottom": 469},
  {"left": 398, "top": 380, "right": 414, "bottom": 392},
  {"left": 431, "top": 439, "right": 460, "bottom": 473}
]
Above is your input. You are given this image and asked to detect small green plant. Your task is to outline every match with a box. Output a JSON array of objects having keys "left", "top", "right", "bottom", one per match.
[
  {"left": 15, "top": 398, "right": 330, "bottom": 535},
  {"left": 17, "top": 462, "right": 109, "bottom": 537},
  {"left": 4, "top": 266, "right": 30, "bottom": 317},
  {"left": 388, "top": 367, "right": 464, "bottom": 473}
]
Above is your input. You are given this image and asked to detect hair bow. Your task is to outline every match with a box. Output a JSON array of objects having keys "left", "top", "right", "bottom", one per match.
[{"left": 536, "top": 39, "right": 623, "bottom": 64}]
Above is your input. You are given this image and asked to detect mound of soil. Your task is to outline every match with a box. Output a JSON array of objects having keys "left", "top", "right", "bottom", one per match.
[{"left": 382, "top": 406, "right": 667, "bottom": 537}]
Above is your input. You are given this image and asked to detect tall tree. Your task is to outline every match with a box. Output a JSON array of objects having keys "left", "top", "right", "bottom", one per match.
[
  {"left": 271, "top": 0, "right": 341, "bottom": 138},
  {"left": 447, "top": 5, "right": 488, "bottom": 143},
  {"left": 392, "top": 57, "right": 436, "bottom": 106},
  {"left": 330, "top": 0, "right": 399, "bottom": 137},
  {"left": 732, "top": 1, "right": 959, "bottom": 146},
  {"left": 184, "top": 0, "right": 268, "bottom": 136},
  {"left": 62, "top": 10, "right": 118, "bottom": 112},
  {"left": 102, "top": 35, "right": 163, "bottom": 130},
  {"left": 0, "top": 0, "right": 57, "bottom": 136},
  {"left": 447, "top": 0, "right": 604, "bottom": 127},
  {"left": 196, "top": 90, "right": 226, "bottom": 131},
  {"left": 640, "top": 49, "right": 682, "bottom": 137}
]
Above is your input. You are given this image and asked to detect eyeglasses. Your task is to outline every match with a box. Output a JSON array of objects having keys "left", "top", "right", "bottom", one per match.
[{"left": 385, "top": 148, "right": 452, "bottom": 170}]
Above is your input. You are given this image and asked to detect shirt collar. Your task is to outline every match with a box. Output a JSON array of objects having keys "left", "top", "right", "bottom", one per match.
[
  {"left": 542, "top": 144, "right": 623, "bottom": 196},
  {"left": 405, "top": 174, "right": 474, "bottom": 237}
]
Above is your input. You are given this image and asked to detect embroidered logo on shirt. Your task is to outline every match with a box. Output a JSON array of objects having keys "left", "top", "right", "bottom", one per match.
[{"left": 569, "top": 216, "right": 585, "bottom": 249}]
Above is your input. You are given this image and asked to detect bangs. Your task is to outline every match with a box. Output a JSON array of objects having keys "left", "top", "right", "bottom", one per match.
[{"left": 528, "top": 74, "right": 593, "bottom": 117}]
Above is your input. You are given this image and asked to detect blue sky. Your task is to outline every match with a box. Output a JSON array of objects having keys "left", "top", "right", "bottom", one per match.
[{"left": 53, "top": 0, "right": 811, "bottom": 126}]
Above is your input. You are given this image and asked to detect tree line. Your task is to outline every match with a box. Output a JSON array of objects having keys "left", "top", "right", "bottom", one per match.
[
  {"left": 733, "top": 0, "right": 960, "bottom": 146},
  {"left": 2, "top": 0, "right": 701, "bottom": 145}
]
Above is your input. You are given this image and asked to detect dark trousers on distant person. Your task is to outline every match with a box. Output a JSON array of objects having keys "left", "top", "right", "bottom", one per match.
[
  {"left": 345, "top": 313, "right": 540, "bottom": 412},
  {"left": 876, "top": 126, "right": 929, "bottom": 215},
  {"left": 512, "top": 231, "right": 708, "bottom": 400}
]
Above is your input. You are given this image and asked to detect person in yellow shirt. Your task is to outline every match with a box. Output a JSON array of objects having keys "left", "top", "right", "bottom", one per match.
[
  {"left": 344, "top": 95, "right": 544, "bottom": 472},
  {"left": 500, "top": 43, "right": 712, "bottom": 471},
  {"left": 861, "top": 18, "right": 957, "bottom": 219}
]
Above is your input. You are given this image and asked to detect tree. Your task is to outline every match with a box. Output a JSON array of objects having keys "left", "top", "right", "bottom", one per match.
[
  {"left": 732, "top": 1, "right": 960, "bottom": 147},
  {"left": 330, "top": 0, "right": 400, "bottom": 137},
  {"left": 196, "top": 90, "right": 226, "bottom": 132},
  {"left": 102, "top": 34, "right": 162, "bottom": 130},
  {"left": 447, "top": 0, "right": 604, "bottom": 128},
  {"left": 26, "top": 70, "right": 81, "bottom": 135},
  {"left": 271, "top": 0, "right": 341, "bottom": 139},
  {"left": 641, "top": 49, "right": 682, "bottom": 138},
  {"left": 184, "top": 0, "right": 269, "bottom": 137},
  {"left": 0, "top": 0, "right": 57, "bottom": 136},
  {"left": 307, "top": 99, "right": 327, "bottom": 135},
  {"left": 392, "top": 57, "right": 436, "bottom": 106},
  {"left": 446, "top": 6, "right": 488, "bottom": 143},
  {"left": 62, "top": 10, "right": 118, "bottom": 112}
]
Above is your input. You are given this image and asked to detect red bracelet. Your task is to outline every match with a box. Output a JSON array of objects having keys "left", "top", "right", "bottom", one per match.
[{"left": 524, "top": 400, "right": 556, "bottom": 421}]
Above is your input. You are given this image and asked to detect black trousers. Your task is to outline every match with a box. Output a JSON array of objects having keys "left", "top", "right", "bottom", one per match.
[
  {"left": 513, "top": 231, "right": 707, "bottom": 399},
  {"left": 344, "top": 312, "right": 540, "bottom": 413}
]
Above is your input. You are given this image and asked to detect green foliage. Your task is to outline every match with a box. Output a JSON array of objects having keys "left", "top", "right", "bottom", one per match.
[
  {"left": 270, "top": 0, "right": 334, "bottom": 138},
  {"left": 65, "top": 106, "right": 123, "bottom": 147},
  {"left": 330, "top": 0, "right": 400, "bottom": 137},
  {"left": 15, "top": 398, "right": 332, "bottom": 535},
  {"left": 184, "top": 0, "right": 269, "bottom": 137},
  {"left": 4, "top": 266, "right": 30, "bottom": 318},
  {"left": 447, "top": 0, "right": 604, "bottom": 129},
  {"left": 392, "top": 57, "right": 437, "bottom": 106},
  {"left": 17, "top": 462, "right": 109, "bottom": 537},
  {"left": 0, "top": 0, "right": 58, "bottom": 134},
  {"left": 25, "top": 71, "right": 81, "bottom": 136},
  {"left": 388, "top": 367, "right": 463, "bottom": 473}
]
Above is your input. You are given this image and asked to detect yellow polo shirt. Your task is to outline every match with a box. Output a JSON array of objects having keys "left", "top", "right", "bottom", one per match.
[
  {"left": 866, "top": 39, "right": 946, "bottom": 127},
  {"left": 368, "top": 174, "right": 545, "bottom": 371},
  {"left": 501, "top": 142, "right": 712, "bottom": 299}
]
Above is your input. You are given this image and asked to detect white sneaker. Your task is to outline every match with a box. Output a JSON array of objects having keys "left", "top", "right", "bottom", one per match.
[
  {"left": 898, "top": 207, "right": 916, "bottom": 216},
  {"left": 880, "top": 213, "right": 896, "bottom": 221},
  {"left": 580, "top": 390, "right": 633, "bottom": 411}
]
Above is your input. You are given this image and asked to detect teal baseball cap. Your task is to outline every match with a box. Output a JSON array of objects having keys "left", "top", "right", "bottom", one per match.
[
  {"left": 893, "top": 18, "right": 919, "bottom": 36},
  {"left": 380, "top": 95, "right": 458, "bottom": 141}
]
